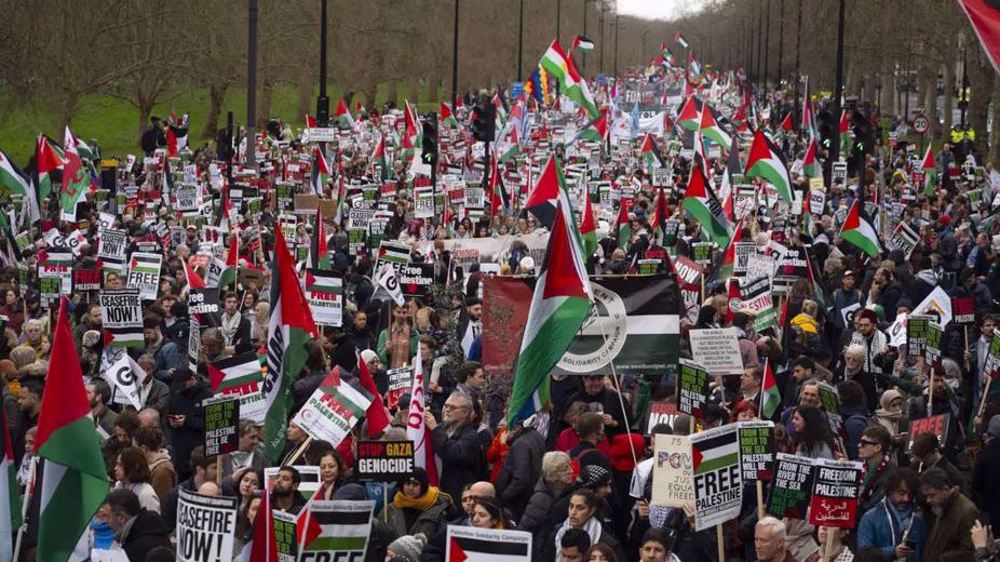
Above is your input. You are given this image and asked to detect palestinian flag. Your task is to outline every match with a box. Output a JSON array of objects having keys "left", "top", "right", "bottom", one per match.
[
  {"left": 675, "top": 32, "right": 689, "bottom": 49},
  {"left": 376, "top": 241, "right": 410, "bottom": 267},
  {"left": 1, "top": 408, "right": 21, "bottom": 562},
  {"left": 492, "top": 94, "right": 508, "bottom": 129},
  {"left": 404, "top": 100, "right": 421, "bottom": 141},
  {"left": 677, "top": 96, "right": 702, "bottom": 132},
  {"left": 218, "top": 228, "right": 240, "bottom": 290},
  {"left": 487, "top": 155, "right": 510, "bottom": 216},
  {"left": 921, "top": 145, "right": 938, "bottom": 195},
  {"left": 311, "top": 208, "right": 331, "bottom": 269},
  {"left": 209, "top": 351, "right": 264, "bottom": 393},
  {"left": 780, "top": 112, "right": 793, "bottom": 132},
  {"left": 334, "top": 98, "right": 354, "bottom": 129},
  {"left": 639, "top": 133, "right": 663, "bottom": 176},
  {"left": 683, "top": 162, "right": 732, "bottom": 248},
  {"left": 166, "top": 127, "right": 179, "bottom": 157},
  {"left": 183, "top": 259, "right": 206, "bottom": 290},
  {"left": 576, "top": 109, "right": 608, "bottom": 143},
  {"left": 580, "top": 182, "right": 598, "bottom": 257},
  {"left": 615, "top": 199, "right": 632, "bottom": 250},
  {"left": 263, "top": 227, "right": 319, "bottom": 463},
  {"left": 60, "top": 127, "right": 91, "bottom": 222},
  {"left": 760, "top": 359, "right": 781, "bottom": 419},
  {"left": 699, "top": 102, "right": 731, "bottom": 151},
  {"left": 525, "top": 156, "right": 564, "bottom": 228},
  {"left": 506, "top": 200, "right": 591, "bottom": 427},
  {"left": 839, "top": 199, "right": 881, "bottom": 258},
  {"left": 802, "top": 137, "right": 822, "bottom": 179},
  {"left": 34, "top": 298, "right": 109, "bottom": 562},
  {"left": 744, "top": 129, "right": 792, "bottom": 203},
  {"left": 248, "top": 479, "right": 278, "bottom": 562},
  {"left": 129, "top": 252, "right": 160, "bottom": 277},
  {"left": 839, "top": 110, "right": 851, "bottom": 159},
  {"left": 539, "top": 40, "right": 599, "bottom": 118},
  {"left": 440, "top": 102, "right": 460, "bottom": 128},
  {"left": 298, "top": 501, "right": 373, "bottom": 554},
  {"left": 499, "top": 127, "right": 521, "bottom": 163},
  {"left": 311, "top": 147, "right": 330, "bottom": 196},
  {"left": 371, "top": 136, "right": 387, "bottom": 181},
  {"left": 0, "top": 148, "right": 40, "bottom": 224},
  {"left": 35, "top": 134, "right": 64, "bottom": 202},
  {"left": 572, "top": 35, "right": 596, "bottom": 52},
  {"left": 691, "top": 425, "right": 740, "bottom": 479},
  {"left": 649, "top": 186, "right": 671, "bottom": 238}
]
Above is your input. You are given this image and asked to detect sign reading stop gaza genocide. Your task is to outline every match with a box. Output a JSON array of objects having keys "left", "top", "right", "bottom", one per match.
[
  {"left": 482, "top": 274, "right": 681, "bottom": 377},
  {"left": 355, "top": 441, "right": 415, "bottom": 481}
]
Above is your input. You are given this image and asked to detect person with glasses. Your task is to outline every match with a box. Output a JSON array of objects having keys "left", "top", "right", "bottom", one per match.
[
  {"left": 858, "top": 426, "right": 896, "bottom": 511},
  {"left": 426, "top": 391, "right": 485, "bottom": 504}
]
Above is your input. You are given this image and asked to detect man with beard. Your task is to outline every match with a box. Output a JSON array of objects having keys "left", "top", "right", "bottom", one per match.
[
  {"left": 457, "top": 297, "right": 483, "bottom": 359},
  {"left": 140, "top": 314, "right": 184, "bottom": 382},
  {"left": 272, "top": 466, "right": 307, "bottom": 514},
  {"left": 219, "top": 291, "right": 251, "bottom": 354},
  {"left": 850, "top": 309, "right": 888, "bottom": 375},
  {"left": 858, "top": 467, "right": 926, "bottom": 562},
  {"left": 74, "top": 303, "right": 103, "bottom": 350},
  {"left": 565, "top": 375, "right": 630, "bottom": 438},
  {"left": 86, "top": 379, "right": 118, "bottom": 436}
]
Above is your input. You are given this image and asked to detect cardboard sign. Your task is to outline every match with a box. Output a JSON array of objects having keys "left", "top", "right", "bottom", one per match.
[
  {"left": 677, "top": 359, "right": 710, "bottom": 418},
  {"left": 203, "top": 395, "right": 240, "bottom": 456},
  {"left": 127, "top": 252, "right": 162, "bottom": 300},
  {"left": 907, "top": 414, "right": 950, "bottom": 451},
  {"left": 907, "top": 314, "right": 935, "bottom": 358},
  {"left": 305, "top": 269, "right": 343, "bottom": 328},
  {"left": 738, "top": 421, "right": 776, "bottom": 481},
  {"left": 767, "top": 453, "right": 815, "bottom": 519},
  {"left": 446, "top": 527, "right": 532, "bottom": 562},
  {"left": 298, "top": 501, "right": 376, "bottom": 562},
  {"left": 647, "top": 401, "right": 679, "bottom": 434},
  {"left": 651, "top": 434, "right": 695, "bottom": 507},
  {"left": 176, "top": 489, "right": 238, "bottom": 562},
  {"left": 691, "top": 424, "right": 743, "bottom": 531},
  {"left": 99, "top": 289, "right": 144, "bottom": 348},
  {"left": 355, "top": 441, "right": 415, "bottom": 481},
  {"left": 952, "top": 296, "right": 975, "bottom": 325},
  {"left": 689, "top": 327, "right": 744, "bottom": 375},
  {"left": 807, "top": 458, "right": 864, "bottom": 529},
  {"left": 291, "top": 371, "right": 372, "bottom": 448}
]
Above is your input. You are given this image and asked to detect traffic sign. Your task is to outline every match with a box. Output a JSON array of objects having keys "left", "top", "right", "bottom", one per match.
[{"left": 912, "top": 114, "right": 929, "bottom": 134}]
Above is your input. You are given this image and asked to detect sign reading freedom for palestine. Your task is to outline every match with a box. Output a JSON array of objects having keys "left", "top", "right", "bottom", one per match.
[{"left": 355, "top": 440, "right": 415, "bottom": 482}]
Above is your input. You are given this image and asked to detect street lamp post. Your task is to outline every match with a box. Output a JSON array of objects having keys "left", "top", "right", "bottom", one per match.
[
  {"left": 451, "top": 0, "right": 459, "bottom": 106},
  {"left": 831, "top": 0, "right": 846, "bottom": 172},
  {"left": 246, "top": 0, "right": 257, "bottom": 165},
  {"left": 517, "top": 0, "right": 524, "bottom": 81}
]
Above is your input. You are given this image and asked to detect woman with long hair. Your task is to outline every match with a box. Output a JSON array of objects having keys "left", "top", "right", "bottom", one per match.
[
  {"left": 317, "top": 450, "right": 346, "bottom": 500},
  {"left": 469, "top": 497, "right": 510, "bottom": 530},
  {"left": 113, "top": 447, "right": 162, "bottom": 513},
  {"left": 586, "top": 543, "right": 621, "bottom": 562},
  {"left": 791, "top": 406, "right": 836, "bottom": 459}
]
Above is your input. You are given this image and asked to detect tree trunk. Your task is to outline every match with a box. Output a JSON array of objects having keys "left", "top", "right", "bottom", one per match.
[
  {"left": 257, "top": 77, "right": 274, "bottom": 127},
  {"left": 409, "top": 80, "right": 421, "bottom": 106},
  {"left": 921, "top": 65, "right": 938, "bottom": 139},
  {"left": 386, "top": 81, "right": 398, "bottom": 107},
  {"left": 989, "top": 82, "right": 1000, "bottom": 168},
  {"left": 943, "top": 59, "right": 954, "bottom": 137},
  {"left": 57, "top": 92, "right": 77, "bottom": 136},
  {"left": 968, "top": 50, "right": 994, "bottom": 160},
  {"left": 137, "top": 103, "right": 152, "bottom": 145},
  {"left": 363, "top": 80, "right": 378, "bottom": 111},
  {"left": 202, "top": 82, "right": 228, "bottom": 139},
  {"left": 297, "top": 66, "right": 313, "bottom": 123}
]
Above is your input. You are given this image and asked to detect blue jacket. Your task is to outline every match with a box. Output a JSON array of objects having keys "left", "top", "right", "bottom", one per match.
[{"left": 857, "top": 497, "right": 926, "bottom": 562}]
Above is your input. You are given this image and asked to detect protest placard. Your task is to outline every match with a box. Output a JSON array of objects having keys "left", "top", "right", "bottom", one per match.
[
  {"left": 203, "top": 395, "right": 239, "bottom": 456},
  {"left": 305, "top": 269, "right": 343, "bottom": 327},
  {"left": 209, "top": 352, "right": 266, "bottom": 423},
  {"left": 291, "top": 371, "right": 372, "bottom": 448},
  {"left": 692, "top": 242, "right": 714, "bottom": 265},
  {"left": 355, "top": 441, "right": 415, "bottom": 481},
  {"left": 176, "top": 489, "right": 238, "bottom": 562},
  {"left": 398, "top": 263, "right": 433, "bottom": 298},
  {"left": 446, "top": 526, "right": 532, "bottom": 562},
  {"left": 298, "top": 500, "right": 376, "bottom": 562},
  {"left": 907, "top": 314, "right": 935, "bottom": 358},
  {"left": 689, "top": 328, "right": 744, "bottom": 374},
  {"left": 385, "top": 366, "right": 412, "bottom": 410},
  {"left": 691, "top": 424, "right": 743, "bottom": 531},
  {"left": 807, "top": 458, "right": 864, "bottom": 529},
  {"left": 952, "top": 296, "right": 975, "bottom": 325},
  {"left": 738, "top": 421, "right": 775, "bottom": 481},
  {"left": 127, "top": 252, "right": 162, "bottom": 300},
  {"left": 766, "top": 453, "right": 815, "bottom": 519},
  {"left": 677, "top": 359, "right": 710, "bottom": 418},
  {"left": 984, "top": 332, "right": 1000, "bottom": 381},
  {"left": 100, "top": 348, "right": 143, "bottom": 410},
  {"left": 907, "top": 414, "right": 950, "bottom": 451},
  {"left": 925, "top": 321, "right": 943, "bottom": 367},
  {"left": 273, "top": 510, "right": 298, "bottom": 562},
  {"left": 651, "top": 434, "right": 694, "bottom": 507},
  {"left": 646, "top": 401, "right": 679, "bottom": 434},
  {"left": 99, "top": 289, "right": 144, "bottom": 348},
  {"left": 73, "top": 267, "right": 102, "bottom": 291}
]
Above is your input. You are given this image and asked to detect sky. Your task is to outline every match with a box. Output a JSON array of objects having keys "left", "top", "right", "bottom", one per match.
[{"left": 616, "top": 0, "right": 710, "bottom": 21}]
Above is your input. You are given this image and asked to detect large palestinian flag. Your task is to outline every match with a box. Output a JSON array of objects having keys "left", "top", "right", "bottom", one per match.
[
  {"left": 683, "top": 162, "right": 731, "bottom": 248},
  {"left": 34, "top": 298, "right": 109, "bottom": 562},
  {"left": 699, "top": 102, "right": 731, "bottom": 151},
  {"left": 263, "top": 228, "right": 319, "bottom": 463},
  {"left": 744, "top": 128, "right": 792, "bottom": 203},
  {"left": 677, "top": 96, "right": 701, "bottom": 131},
  {"left": 506, "top": 201, "right": 591, "bottom": 427}
]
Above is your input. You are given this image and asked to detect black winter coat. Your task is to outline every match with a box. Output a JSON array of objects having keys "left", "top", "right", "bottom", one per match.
[
  {"left": 495, "top": 428, "right": 545, "bottom": 521},
  {"left": 121, "top": 509, "right": 172, "bottom": 561},
  {"left": 431, "top": 421, "right": 485, "bottom": 503}
]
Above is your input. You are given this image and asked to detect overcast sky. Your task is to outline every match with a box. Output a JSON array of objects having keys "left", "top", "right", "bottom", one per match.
[{"left": 616, "top": 0, "right": 709, "bottom": 21}]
